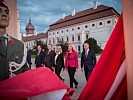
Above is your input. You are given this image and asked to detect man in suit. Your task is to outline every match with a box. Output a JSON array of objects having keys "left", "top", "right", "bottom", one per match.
[
  {"left": 27, "top": 47, "right": 32, "bottom": 69},
  {"left": 0, "top": 1, "right": 29, "bottom": 81},
  {"left": 45, "top": 44, "right": 56, "bottom": 71},
  {"left": 81, "top": 42, "right": 96, "bottom": 81},
  {"left": 54, "top": 45, "right": 64, "bottom": 81},
  {"left": 35, "top": 45, "right": 45, "bottom": 68}
]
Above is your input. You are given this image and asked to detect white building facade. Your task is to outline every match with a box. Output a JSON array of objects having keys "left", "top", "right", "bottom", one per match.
[{"left": 48, "top": 5, "right": 119, "bottom": 53}]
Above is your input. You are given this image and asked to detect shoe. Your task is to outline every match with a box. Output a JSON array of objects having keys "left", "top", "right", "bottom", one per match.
[{"left": 75, "top": 83, "right": 78, "bottom": 88}]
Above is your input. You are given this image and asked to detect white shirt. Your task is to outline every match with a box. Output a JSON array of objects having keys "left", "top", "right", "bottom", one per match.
[
  {"left": 54, "top": 52, "right": 61, "bottom": 65},
  {"left": 85, "top": 49, "right": 89, "bottom": 57}
]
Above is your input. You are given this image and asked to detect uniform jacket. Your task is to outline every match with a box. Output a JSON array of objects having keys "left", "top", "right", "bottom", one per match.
[{"left": 0, "top": 35, "right": 29, "bottom": 81}]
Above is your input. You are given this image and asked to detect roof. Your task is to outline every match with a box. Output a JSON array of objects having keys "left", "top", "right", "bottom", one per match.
[
  {"left": 22, "top": 33, "right": 48, "bottom": 42},
  {"left": 49, "top": 5, "right": 120, "bottom": 31},
  {"left": 25, "top": 19, "right": 35, "bottom": 30}
]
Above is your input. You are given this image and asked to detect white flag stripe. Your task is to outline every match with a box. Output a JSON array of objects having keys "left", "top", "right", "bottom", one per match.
[
  {"left": 104, "top": 59, "right": 126, "bottom": 100},
  {"left": 28, "top": 89, "right": 67, "bottom": 100}
]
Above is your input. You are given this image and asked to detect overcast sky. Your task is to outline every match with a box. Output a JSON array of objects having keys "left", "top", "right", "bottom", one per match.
[{"left": 17, "top": 0, "right": 122, "bottom": 34}]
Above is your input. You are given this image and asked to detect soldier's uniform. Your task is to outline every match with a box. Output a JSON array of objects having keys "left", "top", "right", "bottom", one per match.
[
  {"left": 0, "top": 34, "right": 29, "bottom": 81},
  {"left": 0, "top": 1, "right": 29, "bottom": 81}
]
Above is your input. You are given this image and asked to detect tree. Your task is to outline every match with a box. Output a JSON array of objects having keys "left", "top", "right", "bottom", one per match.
[
  {"left": 56, "top": 41, "right": 68, "bottom": 55},
  {"left": 31, "top": 39, "right": 48, "bottom": 55},
  {"left": 84, "top": 38, "right": 101, "bottom": 54}
]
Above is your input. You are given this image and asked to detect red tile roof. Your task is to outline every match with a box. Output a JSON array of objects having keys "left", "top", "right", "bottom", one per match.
[
  {"left": 22, "top": 33, "right": 48, "bottom": 42},
  {"left": 49, "top": 5, "right": 119, "bottom": 30}
]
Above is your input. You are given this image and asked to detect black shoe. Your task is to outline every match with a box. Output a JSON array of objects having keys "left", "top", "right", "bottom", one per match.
[{"left": 75, "top": 83, "right": 78, "bottom": 88}]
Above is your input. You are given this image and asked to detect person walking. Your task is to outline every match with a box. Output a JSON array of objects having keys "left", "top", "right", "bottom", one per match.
[
  {"left": 54, "top": 45, "right": 64, "bottom": 81},
  {"left": 65, "top": 43, "right": 78, "bottom": 88},
  {"left": 81, "top": 42, "right": 96, "bottom": 81},
  {"left": 45, "top": 44, "right": 56, "bottom": 71},
  {"left": 35, "top": 45, "right": 45, "bottom": 68}
]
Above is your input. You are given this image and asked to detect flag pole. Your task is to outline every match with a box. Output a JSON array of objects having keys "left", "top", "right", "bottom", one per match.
[{"left": 122, "top": 0, "right": 133, "bottom": 99}]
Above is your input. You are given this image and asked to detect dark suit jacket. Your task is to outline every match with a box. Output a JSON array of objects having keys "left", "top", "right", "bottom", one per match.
[
  {"left": 45, "top": 50, "right": 56, "bottom": 67},
  {"left": 81, "top": 49, "right": 96, "bottom": 71},
  {"left": 35, "top": 51, "right": 45, "bottom": 66},
  {"left": 55, "top": 53, "right": 64, "bottom": 68},
  {"left": 0, "top": 35, "right": 29, "bottom": 81},
  {"left": 27, "top": 50, "right": 32, "bottom": 65}
]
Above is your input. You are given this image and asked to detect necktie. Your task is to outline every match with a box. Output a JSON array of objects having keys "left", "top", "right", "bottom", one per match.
[
  {"left": 85, "top": 51, "right": 88, "bottom": 58},
  {"left": 0, "top": 36, "right": 6, "bottom": 56}
]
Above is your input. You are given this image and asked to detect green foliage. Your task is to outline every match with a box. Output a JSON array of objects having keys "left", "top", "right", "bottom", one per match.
[
  {"left": 84, "top": 38, "right": 102, "bottom": 54},
  {"left": 56, "top": 41, "right": 68, "bottom": 55},
  {"left": 30, "top": 39, "right": 48, "bottom": 55}
]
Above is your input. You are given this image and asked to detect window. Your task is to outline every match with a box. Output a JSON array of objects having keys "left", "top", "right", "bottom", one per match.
[
  {"left": 61, "top": 37, "right": 64, "bottom": 42},
  {"left": 85, "top": 25, "right": 88, "bottom": 28},
  {"left": 57, "top": 38, "right": 60, "bottom": 42},
  {"left": 61, "top": 30, "right": 63, "bottom": 33},
  {"left": 78, "top": 45, "right": 81, "bottom": 52},
  {"left": 72, "top": 28, "right": 74, "bottom": 31},
  {"left": 92, "top": 24, "right": 95, "bottom": 27},
  {"left": 107, "top": 20, "right": 111, "bottom": 24},
  {"left": 72, "top": 36, "right": 74, "bottom": 42},
  {"left": 86, "top": 35, "right": 89, "bottom": 40},
  {"left": 57, "top": 32, "right": 59, "bottom": 34},
  {"left": 66, "top": 29, "right": 68, "bottom": 32},
  {"left": 77, "top": 27, "right": 80, "bottom": 30},
  {"left": 67, "top": 37, "right": 69, "bottom": 42},
  {"left": 99, "top": 22, "right": 103, "bottom": 25},
  {"left": 53, "top": 38, "right": 55, "bottom": 44},
  {"left": 78, "top": 35, "right": 80, "bottom": 41},
  {"left": 53, "top": 32, "right": 54, "bottom": 35},
  {"left": 49, "top": 39, "right": 51, "bottom": 44}
]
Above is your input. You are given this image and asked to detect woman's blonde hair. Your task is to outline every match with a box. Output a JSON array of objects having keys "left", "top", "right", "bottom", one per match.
[
  {"left": 56, "top": 45, "right": 62, "bottom": 53},
  {"left": 68, "top": 43, "right": 75, "bottom": 51}
]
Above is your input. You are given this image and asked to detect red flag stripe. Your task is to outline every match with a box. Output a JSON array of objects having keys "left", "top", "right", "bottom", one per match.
[{"left": 105, "top": 59, "right": 126, "bottom": 99}]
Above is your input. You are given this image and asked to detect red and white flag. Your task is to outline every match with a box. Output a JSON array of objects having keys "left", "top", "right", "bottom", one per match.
[
  {"left": 79, "top": 15, "right": 127, "bottom": 100},
  {"left": 0, "top": 67, "right": 74, "bottom": 100}
]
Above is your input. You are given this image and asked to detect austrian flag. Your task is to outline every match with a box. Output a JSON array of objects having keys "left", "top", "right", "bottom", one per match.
[
  {"left": 79, "top": 15, "right": 127, "bottom": 100},
  {"left": 0, "top": 68, "right": 74, "bottom": 100}
]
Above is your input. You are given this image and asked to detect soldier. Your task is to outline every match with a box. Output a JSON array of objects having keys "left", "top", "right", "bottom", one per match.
[{"left": 0, "top": 0, "right": 29, "bottom": 81}]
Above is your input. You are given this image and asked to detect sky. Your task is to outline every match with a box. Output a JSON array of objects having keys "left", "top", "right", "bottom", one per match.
[{"left": 17, "top": 0, "right": 122, "bottom": 34}]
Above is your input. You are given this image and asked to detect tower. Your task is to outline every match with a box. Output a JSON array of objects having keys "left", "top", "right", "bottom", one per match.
[{"left": 25, "top": 17, "right": 35, "bottom": 36}]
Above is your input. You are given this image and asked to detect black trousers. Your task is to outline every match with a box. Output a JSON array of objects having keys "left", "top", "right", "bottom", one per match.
[
  {"left": 36, "top": 64, "right": 42, "bottom": 68},
  {"left": 55, "top": 65, "right": 62, "bottom": 80},
  {"left": 84, "top": 65, "right": 93, "bottom": 81},
  {"left": 68, "top": 66, "right": 78, "bottom": 88}
]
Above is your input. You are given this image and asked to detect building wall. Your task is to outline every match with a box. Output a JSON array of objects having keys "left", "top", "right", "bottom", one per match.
[
  {"left": 5, "top": 0, "right": 19, "bottom": 39},
  {"left": 25, "top": 38, "right": 48, "bottom": 49},
  {"left": 48, "top": 15, "right": 118, "bottom": 53}
]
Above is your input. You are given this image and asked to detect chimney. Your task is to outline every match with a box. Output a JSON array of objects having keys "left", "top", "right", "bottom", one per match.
[
  {"left": 72, "top": 9, "right": 76, "bottom": 16},
  {"left": 62, "top": 13, "right": 65, "bottom": 19},
  {"left": 93, "top": 1, "right": 97, "bottom": 9}
]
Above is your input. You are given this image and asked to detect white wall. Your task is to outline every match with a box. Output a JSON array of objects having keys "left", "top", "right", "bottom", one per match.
[{"left": 48, "top": 15, "right": 118, "bottom": 53}]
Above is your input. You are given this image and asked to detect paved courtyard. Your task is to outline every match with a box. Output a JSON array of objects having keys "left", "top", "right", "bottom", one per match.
[{"left": 31, "top": 56, "right": 100, "bottom": 100}]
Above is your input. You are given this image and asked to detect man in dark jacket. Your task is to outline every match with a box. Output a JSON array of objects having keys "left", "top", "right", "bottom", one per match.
[
  {"left": 45, "top": 44, "right": 56, "bottom": 71},
  {"left": 0, "top": 1, "right": 29, "bottom": 81},
  {"left": 27, "top": 48, "right": 32, "bottom": 69},
  {"left": 35, "top": 45, "right": 45, "bottom": 68},
  {"left": 81, "top": 42, "right": 96, "bottom": 81}
]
